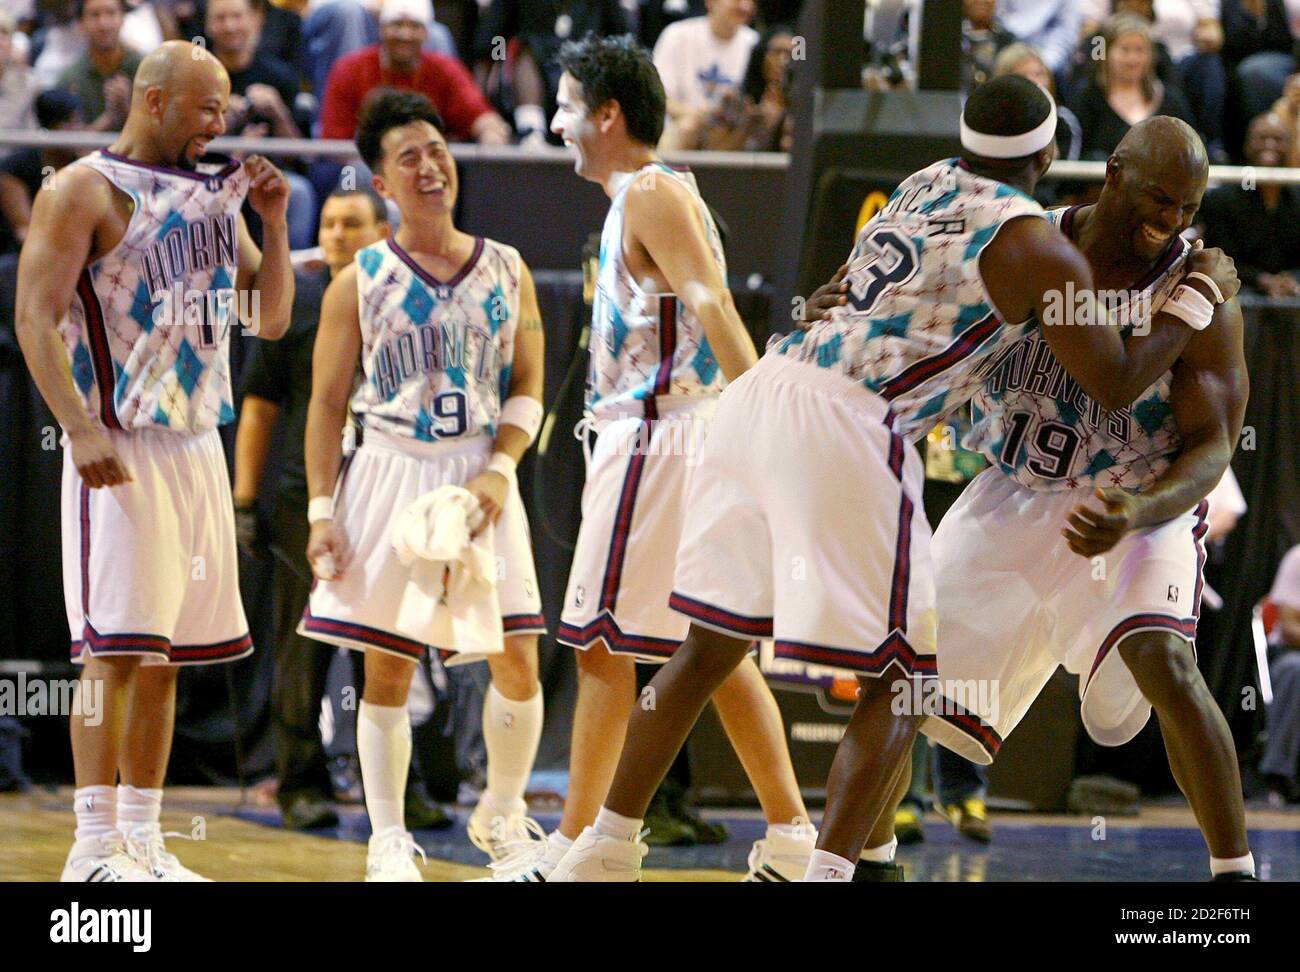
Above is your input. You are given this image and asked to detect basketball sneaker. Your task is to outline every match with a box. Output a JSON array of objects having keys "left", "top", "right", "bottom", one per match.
[
  {"left": 894, "top": 804, "right": 926, "bottom": 845},
  {"left": 466, "top": 797, "right": 547, "bottom": 862},
  {"left": 546, "top": 826, "right": 648, "bottom": 882},
  {"left": 60, "top": 833, "right": 158, "bottom": 882},
  {"left": 476, "top": 831, "right": 570, "bottom": 882},
  {"left": 937, "top": 797, "right": 992, "bottom": 844},
  {"left": 743, "top": 828, "right": 818, "bottom": 882},
  {"left": 365, "top": 827, "right": 426, "bottom": 882},
  {"left": 122, "top": 825, "right": 211, "bottom": 882}
]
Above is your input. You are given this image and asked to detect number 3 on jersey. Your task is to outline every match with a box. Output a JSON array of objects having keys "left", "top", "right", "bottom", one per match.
[{"left": 847, "top": 225, "right": 920, "bottom": 316}]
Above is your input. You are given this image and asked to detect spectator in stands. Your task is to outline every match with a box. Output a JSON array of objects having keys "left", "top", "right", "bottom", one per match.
[
  {"left": 1222, "top": 0, "right": 1297, "bottom": 124},
  {"left": 0, "top": 9, "right": 41, "bottom": 129},
  {"left": 994, "top": 43, "right": 1084, "bottom": 160},
  {"left": 1267, "top": 70, "right": 1300, "bottom": 164},
  {"left": 319, "top": 0, "right": 509, "bottom": 143},
  {"left": 638, "top": 0, "right": 705, "bottom": 51},
  {"left": 207, "top": 0, "right": 302, "bottom": 140},
  {"left": 472, "top": 0, "right": 630, "bottom": 147},
  {"left": 302, "top": 0, "right": 456, "bottom": 99},
  {"left": 1198, "top": 112, "right": 1300, "bottom": 297},
  {"left": 996, "top": 0, "right": 1082, "bottom": 79},
  {"left": 963, "top": 0, "right": 1018, "bottom": 90},
  {"left": 1080, "top": 1, "right": 1228, "bottom": 154},
  {"left": 1068, "top": 14, "right": 1195, "bottom": 160},
  {"left": 1261, "top": 543, "right": 1300, "bottom": 803},
  {"left": 252, "top": 0, "right": 305, "bottom": 78},
  {"left": 0, "top": 89, "right": 83, "bottom": 254},
  {"left": 653, "top": 0, "right": 758, "bottom": 149},
  {"left": 693, "top": 23, "right": 793, "bottom": 151},
  {"left": 57, "top": 0, "right": 141, "bottom": 132}
]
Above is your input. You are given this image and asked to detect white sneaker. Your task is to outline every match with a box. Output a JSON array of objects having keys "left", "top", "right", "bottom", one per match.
[
  {"left": 61, "top": 833, "right": 158, "bottom": 882},
  {"left": 743, "top": 829, "right": 818, "bottom": 882},
  {"left": 365, "top": 827, "right": 426, "bottom": 882},
  {"left": 123, "top": 825, "right": 212, "bottom": 882},
  {"left": 475, "top": 831, "right": 569, "bottom": 882},
  {"left": 467, "top": 798, "right": 547, "bottom": 863},
  {"left": 546, "top": 826, "right": 648, "bottom": 882}
]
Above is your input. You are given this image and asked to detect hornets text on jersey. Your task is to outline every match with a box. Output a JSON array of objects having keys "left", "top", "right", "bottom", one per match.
[
  {"left": 586, "top": 162, "right": 727, "bottom": 419},
  {"left": 350, "top": 235, "right": 521, "bottom": 442},
  {"left": 965, "top": 205, "right": 1187, "bottom": 491},
  {"left": 57, "top": 150, "right": 250, "bottom": 433},
  {"left": 771, "top": 157, "right": 1047, "bottom": 442}
]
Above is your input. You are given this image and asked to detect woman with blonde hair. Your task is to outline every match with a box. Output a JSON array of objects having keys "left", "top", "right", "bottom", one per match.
[
  {"left": 1068, "top": 13, "right": 1195, "bottom": 159},
  {"left": 993, "top": 42, "right": 1083, "bottom": 160}
]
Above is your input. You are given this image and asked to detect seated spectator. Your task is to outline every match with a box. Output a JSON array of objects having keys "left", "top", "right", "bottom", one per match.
[
  {"left": 653, "top": 0, "right": 758, "bottom": 150},
  {"left": 1221, "top": 0, "right": 1297, "bottom": 127},
  {"left": 0, "top": 89, "right": 84, "bottom": 254},
  {"left": 1261, "top": 543, "right": 1300, "bottom": 803},
  {"left": 963, "top": 0, "right": 1018, "bottom": 90},
  {"left": 1068, "top": 14, "right": 1195, "bottom": 159},
  {"left": 996, "top": 0, "right": 1082, "bottom": 80},
  {"left": 57, "top": 0, "right": 143, "bottom": 132},
  {"left": 302, "top": 0, "right": 456, "bottom": 99},
  {"left": 32, "top": 1, "right": 86, "bottom": 89},
  {"left": 472, "top": 0, "right": 630, "bottom": 146},
  {"left": 253, "top": 0, "right": 305, "bottom": 78},
  {"left": 207, "top": 0, "right": 303, "bottom": 139},
  {"left": 319, "top": 0, "right": 508, "bottom": 143},
  {"left": 638, "top": 0, "right": 706, "bottom": 51},
  {"left": 1080, "top": 0, "right": 1228, "bottom": 151},
  {"left": 1198, "top": 112, "right": 1300, "bottom": 298},
  {"left": 1269, "top": 70, "right": 1300, "bottom": 163},
  {"left": 994, "top": 43, "right": 1084, "bottom": 160},
  {"left": 694, "top": 23, "right": 793, "bottom": 151},
  {"left": 0, "top": 9, "right": 41, "bottom": 129}
]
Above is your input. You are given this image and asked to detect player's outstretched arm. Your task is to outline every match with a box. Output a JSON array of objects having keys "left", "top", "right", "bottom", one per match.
[
  {"left": 626, "top": 172, "right": 757, "bottom": 381},
  {"left": 1062, "top": 299, "right": 1248, "bottom": 556},
  {"left": 303, "top": 264, "right": 362, "bottom": 578},
  {"left": 15, "top": 167, "right": 131, "bottom": 488},
  {"left": 465, "top": 259, "right": 546, "bottom": 528},
  {"left": 985, "top": 216, "right": 1204, "bottom": 412}
]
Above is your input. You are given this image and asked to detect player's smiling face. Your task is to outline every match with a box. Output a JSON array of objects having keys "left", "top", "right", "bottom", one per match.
[
  {"left": 159, "top": 72, "right": 231, "bottom": 169},
  {"left": 552, "top": 73, "right": 600, "bottom": 180},
  {"left": 375, "top": 121, "right": 457, "bottom": 216},
  {"left": 1115, "top": 161, "right": 1204, "bottom": 263}
]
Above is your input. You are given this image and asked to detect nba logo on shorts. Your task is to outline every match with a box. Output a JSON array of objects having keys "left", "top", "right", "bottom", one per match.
[
  {"left": 1167, "top": 585, "right": 1179, "bottom": 603},
  {"left": 574, "top": 586, "right": 585, "bottom": 608}
]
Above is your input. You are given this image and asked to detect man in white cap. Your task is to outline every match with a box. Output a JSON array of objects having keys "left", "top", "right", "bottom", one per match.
[
  {"left": 319, "top": 0, "right": 510, "bottom": 144},
  {"left": 548, "top": 74, "right": 1240, "bottom": 882}
]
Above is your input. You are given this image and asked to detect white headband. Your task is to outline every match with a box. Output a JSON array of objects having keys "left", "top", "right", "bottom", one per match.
[{"left": 960, "top": 100, "right": 1057, "bottom": 159}]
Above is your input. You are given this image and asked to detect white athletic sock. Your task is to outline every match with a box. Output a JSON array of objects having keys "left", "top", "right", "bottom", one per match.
[
  {"left": 358, "top": 701, "right": 411, "bottom": 835},
  {"left": 73, "top": 785, "right": 117, "bottom": 842},
  {"left": 593, "top": 806, "right": 642, "bottom": 842},
  {"left": 117, "top": 784, "right": 163, "bottom": 838},
  {"left": 859, "top": 836, "right": 898, "bottom": 863},
  {"left": 547, "top": 830, "right": 574, "bottom": 853},
  {"left": 482, "top": 683, "right": 543, "bottom": 812},
  {"left": 803, "top": 849, "right": 855, "bottom": 882},
  {"left": 1210, "top": 852, "right": 1255, "bottom": 877},
  {"left": 768, "top": 822, "right": 815, "bottom": 841}
]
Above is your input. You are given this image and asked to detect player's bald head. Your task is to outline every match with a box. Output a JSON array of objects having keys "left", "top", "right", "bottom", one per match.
[
  {"left": 133, "top": 40, "right": 231, "bottom": 100},
  {"left": 1112, "top": 116, "right": 1208, "bottom": 192}
]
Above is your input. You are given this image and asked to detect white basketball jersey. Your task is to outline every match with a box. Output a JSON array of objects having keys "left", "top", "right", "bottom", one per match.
[
  {"left": 350, "top": 235, "right": 520, "bottom": 442},
  {"left": 966, "top": 206, "right": 1187, "bottom": 491},
  {"left": 770, "top": 158, "right": 1046, "bottom": 442},
  {"left": 587, "top": 162, "right": 727, "bottom": 419},
  {"left": 58, "top": 150, "right": 250, "bottom": 434}
]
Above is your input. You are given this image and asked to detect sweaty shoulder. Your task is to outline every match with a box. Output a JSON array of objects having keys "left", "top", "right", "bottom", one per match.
[
  {"left": 40, "top": 163, "right": 113, "bottom": 217},
  {"left": 979, "top": 213, "right": 1084, "bottom": 322},
  {"left": 625, "top": 169, "right": 695, "bottom": 226}
]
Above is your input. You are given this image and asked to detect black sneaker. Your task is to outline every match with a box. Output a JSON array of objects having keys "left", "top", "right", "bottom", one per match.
[
  {"left": 1211, "top": 872, "right": 1259, "bottom": 882},
  {"left": 280, "top": 792, "right": 339, "bottom": 831},
  {"left": 405, "top": 782, "right": 453, "bottom": 831},
  {"left": 666, "top": 788, "right": 729, "bottom": 845},
  {"left": 853, "top": 859, "right": 905, "bottom": 882},
  {"left": 642, "top": 790, "right": 698, "bottom": 846}
]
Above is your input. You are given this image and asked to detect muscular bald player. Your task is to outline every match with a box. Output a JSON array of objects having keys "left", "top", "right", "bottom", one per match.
[{"left": 16, "top": 41, "right": 294, "bottom": 881}]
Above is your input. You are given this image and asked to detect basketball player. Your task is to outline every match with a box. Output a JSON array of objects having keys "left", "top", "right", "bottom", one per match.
[
  {"left": 913, "top": 117, "right": 1256, "bottom": 880},
  {"left": 15, "top": 41, "right": 295, "bottom": 881},
  {"left": 548, "top": 75, "right": 1239, "bottom": 881},
  {"left": 486, "top": 34, "right": 816, "bottom": 882},
  {"left": 301, "top": 90, "right": 548, "bottom": 881}
]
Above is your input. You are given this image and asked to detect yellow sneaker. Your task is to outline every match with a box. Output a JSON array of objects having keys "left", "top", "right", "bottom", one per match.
[
  {"left": 893, "top": 805, "right": 925, "bottom": 845},
  {"left": 939, "top": 797, "right": 992, "bottom": 844}
]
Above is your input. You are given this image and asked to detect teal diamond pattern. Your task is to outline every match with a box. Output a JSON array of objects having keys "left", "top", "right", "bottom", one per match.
[{"left": 402, "top": 279, "right": 435, "bottom": 326}]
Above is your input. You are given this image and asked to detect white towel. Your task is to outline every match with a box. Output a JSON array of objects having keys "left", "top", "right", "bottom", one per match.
[{"left": 390, "top": 486, "right": 504, "bottom": 660}]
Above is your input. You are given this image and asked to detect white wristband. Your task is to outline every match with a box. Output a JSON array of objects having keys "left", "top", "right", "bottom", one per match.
[
  {"left": 500, "top": 395, "right": 544, "bottom": 444},
  {"left": 487, "top": 451, "right": 517, "bottom": 478},
  {"left": 1161, "top": 284, "right": 1215, "bottom": 331},
  {"left": 1184, "top": 271, "right": 1224, "bottom": 304},
  {"left": 307, "top": 496, "right": 335, "bottom": 523}
]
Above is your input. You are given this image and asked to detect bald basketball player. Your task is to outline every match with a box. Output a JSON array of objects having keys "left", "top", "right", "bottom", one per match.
[{"left": 16, "top": 41, "right": 294, "bottom": 881}]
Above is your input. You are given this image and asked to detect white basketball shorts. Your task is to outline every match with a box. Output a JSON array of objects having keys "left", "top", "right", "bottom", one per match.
[
  {"left": 557, "top": 398, "right": 716, "bottom": 662},
  {"left": 669, "top": 355, "right": 938, "bottom": 677},
  {"left": 63, "top": 427, "right": 252, "bottom": 666},
  {"left": 921, "top": 469, "right": 1208, "bottom": 764},
  {"left": 299, "top": 429, "right": 545, "bottom": 663}
]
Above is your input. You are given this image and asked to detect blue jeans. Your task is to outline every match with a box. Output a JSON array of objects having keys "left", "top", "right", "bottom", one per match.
[
  {"left": 284, "top": 171, "right": 318, "bottom": 251},
  {"left": 1260, "top": 649, "right": 1300, "bottom": 784},
  {"left": 932, "top": 740, "right": 988, "bottom": 806}
]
